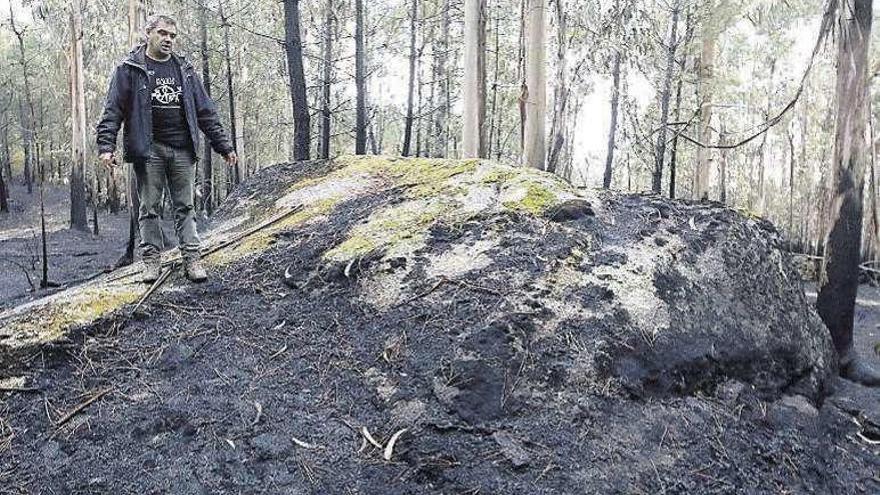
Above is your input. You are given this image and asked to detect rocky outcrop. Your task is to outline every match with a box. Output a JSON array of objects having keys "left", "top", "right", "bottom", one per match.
[{"left": 1, "top": 156, "right": 857, "bottom": 494}]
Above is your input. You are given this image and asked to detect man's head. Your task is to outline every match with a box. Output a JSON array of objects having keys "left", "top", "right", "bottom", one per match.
[{"left": 145, "top": 15, "right": 177, "bottom": 58}]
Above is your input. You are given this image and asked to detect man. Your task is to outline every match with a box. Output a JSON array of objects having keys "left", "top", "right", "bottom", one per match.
[{"left": 96, "top": 14, "right": 237, "bottom": 283}]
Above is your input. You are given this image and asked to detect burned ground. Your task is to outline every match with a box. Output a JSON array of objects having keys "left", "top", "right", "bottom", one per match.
[{"left": 1, "top": 157, "right": 879, "bottom": 494}]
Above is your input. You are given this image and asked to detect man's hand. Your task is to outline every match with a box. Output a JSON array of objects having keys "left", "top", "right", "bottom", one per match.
[
  {"left": 224, "top": 151, "right": 238, "bottom": 168},
  {"left": 99, "top": 152, "right": 115, "bottom": 169}
]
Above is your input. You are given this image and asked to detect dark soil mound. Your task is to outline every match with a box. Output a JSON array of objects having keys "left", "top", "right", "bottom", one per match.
[{"left": 1, "top": 157, "right": 877, "bottom": 494}]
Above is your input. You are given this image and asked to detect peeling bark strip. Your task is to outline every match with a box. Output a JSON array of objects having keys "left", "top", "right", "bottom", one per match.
[{"left": 817, "top": 0, "right": 873, "bottom": 356}]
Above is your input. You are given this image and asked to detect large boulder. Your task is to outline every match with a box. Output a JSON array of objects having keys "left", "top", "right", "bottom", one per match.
[{"left": 1, "top": 156, "right": 860, "bottom": 494}]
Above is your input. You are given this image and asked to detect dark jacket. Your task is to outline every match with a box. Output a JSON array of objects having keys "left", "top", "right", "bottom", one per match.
[{"left": 96, "top": 44, "right": 233, "bottom": 164}]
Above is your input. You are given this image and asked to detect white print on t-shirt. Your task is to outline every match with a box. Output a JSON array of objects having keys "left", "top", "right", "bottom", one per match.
[{"left": 151, "top": 75, "right": 182, "bottom": 107}]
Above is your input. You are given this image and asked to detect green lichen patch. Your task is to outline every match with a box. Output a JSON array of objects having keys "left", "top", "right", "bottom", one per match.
[
  {"left": 324, "top": 199, "right": 448, "bottom": 262},
  {"left": 2, "top": 285, "right": 142, "bottom": 348},
  {"left": 320, "top": 156, "right": 579, "bottom": 263},
  {"left": 503, "top": 183, "right": 557, "bottom": 215},
  {"left": 207, "top": 197, "right": 341, "bottom": 266}
]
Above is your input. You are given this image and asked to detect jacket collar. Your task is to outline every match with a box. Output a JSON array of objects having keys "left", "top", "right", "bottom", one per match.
[{"left": 125, "top": 43, "right": 194, "bottom": 73}]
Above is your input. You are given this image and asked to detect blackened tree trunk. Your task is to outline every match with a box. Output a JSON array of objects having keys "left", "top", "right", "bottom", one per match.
[
  {"left": 546, "top": 0, "right": 567, "bottom": 174},
  {"left": 320, "top": 0, "right": 333, "bottom": 159},
  {"left": 603, "top": 50, "right": 622, "bottom": 189},
  {"left": 69, "top": 4, "right": 89, "bottom": 231},
  {"left": 817, "top": 0, "right": 873, "bottom": 358},
  {"left": 668, "top": 73, "right": 683, "bottom": 198},
  {"left": 284, "top": 0, "right": 311, "bottom": 161},
  {"left": 487, "top": 9, "right": 500, "bottom": 159},
  {"left": 1, "top": 102, "right": 10, "bottom": 213},
  {"left": 402, "top": 0, "right": 418, "bottom": 157},
  {"left": 10, "top": 6, "right": 35, "bottom": 195},
  {"left": 652, "top": 1, "right": 679, "bottom": 194},
  {"left": 200, "top": 0, "right": 214, "bottom": 215},
  {"left": 354, "top": 0, "right": 367, "bottom": 155},
  {"left": 219, "top": 3, "right": 240, "bottom": 187},
  {"left": 119, "top": 0, "right": 147, "bottom": 268}
]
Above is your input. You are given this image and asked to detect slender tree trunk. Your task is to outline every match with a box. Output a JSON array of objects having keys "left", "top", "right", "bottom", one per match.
[
  {"left": 355, "top": 0, "right": 367, "bottom": 155},
  {"left": 718, "top": 126, "right": 727, "bottom": 203},
  {"left": 402, "top": 0, "right": 418, "bottom": 156},
  {"left": 462, "top": 0, "right": 487, "bottom": 158},
  {"left": 0, "top": 132, "right": 7, "bottom": 211},
  {"left": 120, "top": 0, "right": 148, "bottom": 267},
  {"left": 433, "top": 0, "right": 450, "bottom": 157},
  {"left": 652, "top": 1, "right": 679, "bottom": 194},
  {"left": 693, "top": 1, "right": 716, "bottom": 200},
  {"left": 817, "top": 0, "right": 873, "bottom": 358},
  {"left": 10, "top": 7, "right": 34, "bottom": 195},
  {"left": 546, "top": 0, "right": 567, "bottom": 174},
  {"left": 1, "top": 104, "right": 9, "bottom": 213},
  {"left": 69, "top": 4, "right": 89, "bottom": 231},
  {"left": 522, "top": 0, "right": 546, "bottom": 170},
  {"left": 219, "top": 4, "right": 240, "bottom": 187},
  {"left": 320, "top": 0, "right": 333, "bottom": 160},
  {"left": 603, "top": 51, "right": 622, "bottom": 189},
  {"left": 284, "top": 0, "right": 311, "bottom": 161},
  {"left": 668, "top": 86, "right": 684, "bottom": 199},
  {"left": 199, "top": 0, "right": 214, "bottom": 214},
  {"left": 487, "top": 9, "right": 500, "bottom": 159},
  {"left": 787, "top": 130, "right": 796, "bottom": 238}
]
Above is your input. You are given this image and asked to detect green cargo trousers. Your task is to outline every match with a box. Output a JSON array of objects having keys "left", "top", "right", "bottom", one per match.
[{"left": 134, "top": 141, "right": 200, "bottom": 257}]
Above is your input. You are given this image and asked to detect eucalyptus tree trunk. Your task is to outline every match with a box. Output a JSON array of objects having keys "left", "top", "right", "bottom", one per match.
[
  {"left": 402, "top": 0, "right": 418, "bottom": 156},
  {"left": 69, "top": 3, "right": 89, "bottom": 231},
  {"left": 652, "top": 1, "right": 679, "bottom": 195},
  {"left": 603, "top": 51, "right": 622, "bottom": 189},
  {"left": 9, "top": 6, "right": 35, "bottom": 195},
  {"left": 355, "top": 0, "right": 367, "bottom": 155},
  {"left": 487, "top": 9, "right": 501, "bottom": 159},
  {"left": 199, "top": 0, "right": 214, "bottom": 214},
  {"left": 320, "top": 0, "right": 333, "bottom": 160},
  {"left": 693, "top": 0, "right": 716, "bottom": 200},
  {"left": 522, "top": 0, "right": 546, "bottom": 170},
  {"left": 462, "top": 0, "right": 487, "bottom": 158},
  {"left": 220, "top": 3, "right": 240, "bottom": 187},
  {"left": 433, "top": 0, "right": 451, "bottom": 157},
  {"left": 817, "top": 0, "right": 873, "bottom": 358},
  {"left": 284, "top": 0, "right": 311, "bottom": 161},
  {"left": 668, "top": 72, "right": 684, "bottom": 198},
  {"left": 119, "top": 0, "right": 148, "bottom": 267},
  {"left": 546, "top": 0, "right": 567, "bottom": 174}
]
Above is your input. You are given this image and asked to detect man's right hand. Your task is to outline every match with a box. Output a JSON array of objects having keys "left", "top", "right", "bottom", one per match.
[{"left": 99, "top": 152, "right": 115, "bottom": 169}]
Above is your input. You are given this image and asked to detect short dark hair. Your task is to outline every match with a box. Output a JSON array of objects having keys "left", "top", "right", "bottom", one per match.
[{"left": 145, "top": 14, "right": 176, "bottom": 33}]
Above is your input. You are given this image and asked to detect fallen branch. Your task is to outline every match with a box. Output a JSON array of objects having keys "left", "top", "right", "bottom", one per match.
[
  {"left": 0, "top": 386, "right": 40, "bottom": 393},
  {"left": 130, "top": 263, "right": 176, "bottom": 315},
  {"left": 107, "top": 205, "right": 304, "bottom": 283},
  {"left": 54, "top": 388, "right": 112, "bottom": 428}
]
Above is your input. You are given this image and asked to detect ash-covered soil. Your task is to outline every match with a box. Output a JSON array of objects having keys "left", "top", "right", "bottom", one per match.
[{"left": 1, "top": 159, "right": 879, "bottom": 494}]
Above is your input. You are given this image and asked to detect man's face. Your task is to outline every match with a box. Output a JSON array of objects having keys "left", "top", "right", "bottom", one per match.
[{"left": 147, "top": 20, "right": 177, "bottom": 57}]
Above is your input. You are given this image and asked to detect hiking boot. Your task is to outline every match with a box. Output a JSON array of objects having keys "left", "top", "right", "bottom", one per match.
[
  {"left": 142, "top": 253, "right": 162, "bottom": 284},
  {"left": 184, "top": 254, "right": 208, "bottom": 283},
  {"left": 841, "top": 355, "right": 880, "bottom": 387}
]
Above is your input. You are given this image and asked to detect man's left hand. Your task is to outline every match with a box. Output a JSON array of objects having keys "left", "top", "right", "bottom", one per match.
[{"left": 224, "top": 151, "right": 238, "bottom": 168}]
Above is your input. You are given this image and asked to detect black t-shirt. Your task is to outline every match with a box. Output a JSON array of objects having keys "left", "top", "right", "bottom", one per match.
[{"left": 146, "top": 55, "right": 192, "bottom": 150}]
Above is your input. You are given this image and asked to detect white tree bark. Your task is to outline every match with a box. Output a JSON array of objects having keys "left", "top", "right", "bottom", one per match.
[
  {"left": 462, "top": 0, "right": 486, "bottom": 158},
  {"left": 522, "top": 0, "right": 546, "bottom": 170}
]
